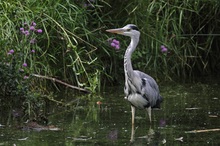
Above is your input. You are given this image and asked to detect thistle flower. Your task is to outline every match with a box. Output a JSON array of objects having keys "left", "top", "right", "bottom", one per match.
[
  {"left": 24, "top": 76, "right": 29, "bottom": 79},
  {"left": 30, "top": 26, "right": 35, "bottom": 31},
  {"left": 30, "top": 38, "right": 36, "bottom": 44},
  {"left": 31, "top": 49, "right": 35, "bottom": 53},
  {"left": 112, "top": 39, "right": 119, "bottom": 45},
  {"left": 110, "top": 39, "right": 120, "bottom": 50},
  {"left": 7, "top": 49, "right": 14, "bottom": 55},
  {"left": 115, "top": 45, "right": 120, "bottom": 50},
  {"left": 161, "top": 45, "right": 168, "bottom": 53},
  {"left": 20, "top": 27, "right": 24, "bottom": 31},
  {"left": 24, "top": 30, "right": 30, "bottom": 36},
  {"left": 21, "top": 30, "right": 26, "bottom": 34},
  {"left": 110, "top": 42, "right": 116, "bottom": 47},
  {"left": 36, "top": 29, "right": 42, "bottom": 33},
  {"left": 22, "top": 63, "right": 27, "bottom": 67},
  {"left": 31, "top": 21, "right": 36, "bottom": 26}
]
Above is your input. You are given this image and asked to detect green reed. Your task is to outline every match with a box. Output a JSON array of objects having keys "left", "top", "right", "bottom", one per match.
[
  {"left": 0, "top": 0, "right": 107, "bottom": 94},
  {"left": 0, "top": 0, "right": 109, "bottom": 119},
  {"left": 104, "top": 0, "right": 220, "bottom": 81}
]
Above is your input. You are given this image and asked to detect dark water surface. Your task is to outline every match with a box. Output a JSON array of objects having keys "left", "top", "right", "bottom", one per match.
[{"left": 0, "top": 83, "right": 220, "bottom": 145}]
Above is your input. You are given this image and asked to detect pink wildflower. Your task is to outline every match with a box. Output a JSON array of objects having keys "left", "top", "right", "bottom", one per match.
[
  {"left": 22, "top": 63, "right": 27, "bottom": 67},
  {"left": 36, "top": 29, "right": 42, "bottom": 33}
]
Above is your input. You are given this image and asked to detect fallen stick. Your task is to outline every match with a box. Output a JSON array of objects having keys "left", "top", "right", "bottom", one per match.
[
  {"left": 32, "top": 74, "right": 91, "bottom": 93},
  {"left": 185, "top": 128, "right": 220, "bottom": 133}
]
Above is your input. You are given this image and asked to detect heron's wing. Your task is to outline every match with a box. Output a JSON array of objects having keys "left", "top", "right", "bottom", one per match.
[
  {"left": 133, "top": 70, "right": 161, "bottom": 107},
  {"left": 134, "top": 70, "right": 159, "bottom": 92}
]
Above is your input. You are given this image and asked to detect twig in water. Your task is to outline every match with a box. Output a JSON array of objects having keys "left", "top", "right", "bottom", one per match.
[{"left": 185, "top": 128, "right": 220, "bottom": 133}]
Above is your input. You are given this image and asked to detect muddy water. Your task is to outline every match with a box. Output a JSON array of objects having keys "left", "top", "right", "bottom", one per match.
[{"left": 0, "top": 83, "right": 220, "bottom": 145}]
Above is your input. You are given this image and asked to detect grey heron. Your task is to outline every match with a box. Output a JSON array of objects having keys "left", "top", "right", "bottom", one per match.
[{"left": 106, "top": 24, "right": 163, "bottom": 129}]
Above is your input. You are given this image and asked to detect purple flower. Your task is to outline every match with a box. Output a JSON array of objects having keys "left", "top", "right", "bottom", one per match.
[
  {"left": 161, "top": 45, "right": 168, "bottom": 53},
  {"left": 107, "top": 129, "right": 118, "bottom": 141},
  {"left": 20, "top": 27, "right": 24, "bottom": 31},
  {"left": 22, "top": 63, "right": 27, "bottom": 67},
  {"left": 31, "top": 21, "right": 36, "bottom": 26},
  {"left": 24, "top": 30, "right": 30, "bottom": 36},
  {"left": 31, "top": 49, "right": 35, "bottom": 53},
  {"left": 36, "top": 29, "right": 43, "bottom": 33},
  {"left": 112, "top": 39, "right": 119, "bottom": 45},
  {"left": 159, "top": 119, "right": 166, "bottom": 127},
  {"left": 115, "top": 45, "right": 120, "bottom": 50},
  {"left": 161, "top": 47, "right": 168, "bottom": 53},
  {"left": 110, "top": 39, "right": 120, "bottom": 50},
  {"left": 24, "top": 76, "right": 29, "bottom": 79},
  {"left": 7, "top": 49, "right": 14, "bottom": 55},
  {"left": 21, "top": 30, "right": 25, "bottom": 34},
  {"left": 161, "top": 45, "right": 165, "bottom": 48},
  {"left": 110, "top": 42, "right": 116, "bottom": 47},
  {"left": 30, "top": 38, "right": 36, "bottom": 44},
  {"left": 30, "top": 26, "right": 35, "bottom": 31},
  {"left": 9, "top": 49, "right": 14, "bottom": 53}
]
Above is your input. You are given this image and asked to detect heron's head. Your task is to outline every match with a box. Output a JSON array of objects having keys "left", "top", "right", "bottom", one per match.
[{"left": 106, "top": 24, "right": 140, "bottom": 37}]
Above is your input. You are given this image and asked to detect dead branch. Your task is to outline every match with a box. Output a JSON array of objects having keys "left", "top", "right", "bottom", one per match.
[
  {"left": 32, "top": 74, "right": 91, "bottom": 93},
  {"left": 185, "top": 128, "right": 220, "bottom": 133}
]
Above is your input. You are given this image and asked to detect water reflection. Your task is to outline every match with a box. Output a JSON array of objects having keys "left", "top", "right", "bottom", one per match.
[
  {"left": 130, "top": 125, "right": 154, "bottom": 144},
  {"left": 107, "top": 129, "right": 118, "bottom": 141},
  {"left": 0, "top": 83, "right": 220, "bottom": 145}
]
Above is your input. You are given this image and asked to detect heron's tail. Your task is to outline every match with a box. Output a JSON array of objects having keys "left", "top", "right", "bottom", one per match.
[{"left": 152, "top": 95, "right": 163, "bottom": 108}]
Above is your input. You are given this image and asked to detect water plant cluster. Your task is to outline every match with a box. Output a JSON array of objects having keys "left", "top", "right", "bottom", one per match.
[{"left": 0, "top": 0, "right": 220, "bottom": 120}]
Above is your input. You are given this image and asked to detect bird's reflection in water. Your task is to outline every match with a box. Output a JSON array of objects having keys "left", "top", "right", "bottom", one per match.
[{"left": 130, "top": 125, "right": 155, "bottom": 144}]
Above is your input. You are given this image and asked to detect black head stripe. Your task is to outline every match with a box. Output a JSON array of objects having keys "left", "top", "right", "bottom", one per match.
[{"left": 130, "top": 25, "right": 139, "bottom": 31}]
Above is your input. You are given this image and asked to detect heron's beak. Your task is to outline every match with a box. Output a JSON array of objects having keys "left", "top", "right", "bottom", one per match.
[{"left": 106, "top": 28, "right": 124, "bottom": 34}]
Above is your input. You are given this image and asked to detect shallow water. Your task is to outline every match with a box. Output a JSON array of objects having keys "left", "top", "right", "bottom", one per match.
[{"left": 0, "top": 83, "right": 220, "bottom": 145}]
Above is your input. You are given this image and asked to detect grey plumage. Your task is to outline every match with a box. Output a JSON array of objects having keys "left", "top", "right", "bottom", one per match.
[
  {"left": 106, "top": 24, "right": 163, "bottom": 124},
  {"left": 125, "top": 70, "right": 162, "bottom": 109}
]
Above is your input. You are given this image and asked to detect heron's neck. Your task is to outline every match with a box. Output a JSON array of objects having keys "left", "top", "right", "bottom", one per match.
[{"left": 124, "top": 35, "right": 139, "bottom": 78}]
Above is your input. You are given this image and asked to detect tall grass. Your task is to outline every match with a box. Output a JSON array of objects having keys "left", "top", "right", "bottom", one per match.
[
  {"left": 104, "top": 0, "right": 220, "bottom": 81},
  {"left": 0, "top": 0, "right": 109, "bottom": 93},
  {"left": 0, "top": 0, "right": 111, "bottom": 119},
  {"left": 0, "top": 0, "right": 220, "bottom": 122},
  {"left": 0, "top": 0, "right": 220, "bottom": 94}
]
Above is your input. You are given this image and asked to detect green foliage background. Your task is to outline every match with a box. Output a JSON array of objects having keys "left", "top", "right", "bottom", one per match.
[{"left": 1, "top": 0, "right": 220, "bottom": 95}]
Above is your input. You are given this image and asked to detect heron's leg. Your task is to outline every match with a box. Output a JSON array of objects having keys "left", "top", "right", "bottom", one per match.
[
  {"left": 146, "top": 106, "right": 152, "bottom": 123},
  {"left": 130, "top": 105, "right": 135, "bottom": 142},
  {"left": 131, "top": 105, "right": 135, "bottom": 125}
]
